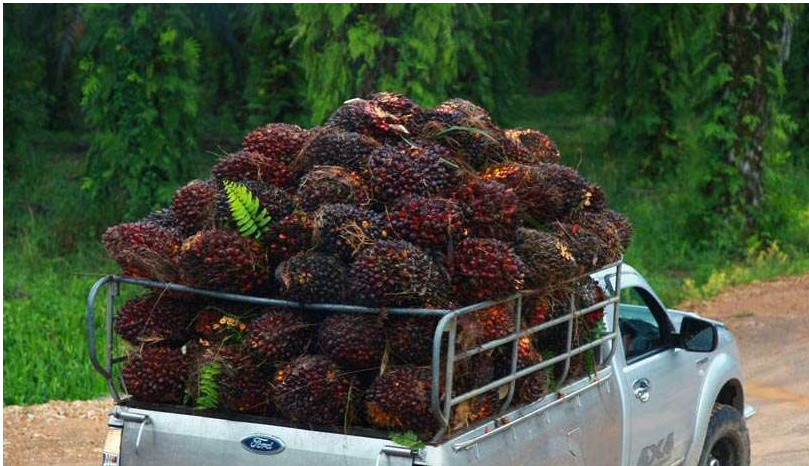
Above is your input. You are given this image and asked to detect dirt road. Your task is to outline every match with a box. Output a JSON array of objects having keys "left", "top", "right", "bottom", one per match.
[{"left": 3, "top": 274, "right": 808, "bottom": 465}]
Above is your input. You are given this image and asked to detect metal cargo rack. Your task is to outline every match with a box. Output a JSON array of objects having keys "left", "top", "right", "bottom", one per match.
[{"left": 87, "top": 259, "right": 622, "bottom": 444}]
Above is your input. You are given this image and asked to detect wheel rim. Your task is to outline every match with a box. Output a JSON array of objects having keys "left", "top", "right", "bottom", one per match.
[{"left": 709, "top": 435, "right": 738, "bottom": 466}]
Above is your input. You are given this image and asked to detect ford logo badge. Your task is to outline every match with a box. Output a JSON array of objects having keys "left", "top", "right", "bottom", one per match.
[{"left": 241, "top": 434, "right": 285, "bottom": 455}]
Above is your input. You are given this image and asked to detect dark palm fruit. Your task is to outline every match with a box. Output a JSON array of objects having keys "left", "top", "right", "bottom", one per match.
[
  {"left": 389, "top": 195, "right": 466, "bottom": 248},
  {"left": 564, "top": 209, "right": 633, "bottom": 257},
  {"left": 514, "top": 227, "right": 579, "bottom": 288},
  {"left": 194, "top": 309, "right": 248, "bottom": 343},
  {"left": 453, "top": 179, "right": 521, "bottom": 241},
  {"left": 413, "top": 99, "right": 506, "bottom": 169},
  {"left": 264, "top": 211, "right": 313, "bottom": 267},
  {"left": 367, "top": 141, "right": 461, "bottom": 203},
  {"left": 102, "top": 222, "right": 182, "bottom": 282},
  {"left": 385, "top": 316, "right": 441, "bottom": 365},
  {"left": 312, "top": 203, "right": 388, "bottom": 260},
  {"left": 214, "top": 179, "right": 293, "bottom": 228},
  {"left": 318, "top": 314, "right": 386, "bottom": 370},
  {"left": 453, "top": 391, "right": 500, "bottom": 428},
  {"left": 365, "top": 367, "right": 438, "bottom": 434},
  {"left": 293, "top": 128, "right": 381, "bottom": 173},
  {"left": 187, "top": 343, "right": 273, "bottom": 416},
  {"left": 458, "top": 304, "right": 515, "bottom": 345},
  {"left": 504, "top": 128, "right": 561, "bottom": 165},
  {"left": 122, "top": 344, "right": 189, "bottom": 404},
  {"left": 349, "top": 240, "right": 450, "bottom": 307},
  {"left": 247, "top": 308, "right": 313, "bottom": 363},
  {"left": 482, "top": 163, "right": 605, "bottom": 222},
  {"left": 142, "top": 207, "right": 180, "bottom": 231},
  {"left": 450, "top": 238, "right": 526, "bottom": 304},
  {"left": 212, "top": 150, "right": 294, "bottom": 189},
  {"left": 179, "top": 229, "right": 268, "bottom": 293},
  {"left": 273, "top": 355, "right": 360, "bottom": 425},
  {"left": 172, "top": 179, "right": 219, "bottom": 236},
  {"left": 296, "top": 166, "right": 370, "bottom": 212},
  {"left": 275, "top": 251, "right": 347, "bottom": 304},
  {"left": 576, "top": 277, "right": 608, "bottom": 328},
  {"left": 114, "top": 294, "right": 193, "bottom": 346},
  {"left": 367, "top": 92, "right": 420, "bottom": 118},
  {"left": 326, "top": 98, "right": 407, "bottom": 140},
  {"left": 554, "top": 222, "right": 608, "bottom": 271},
  {"left": 242, "top": 123, "right": 308, "bottom": 165}
]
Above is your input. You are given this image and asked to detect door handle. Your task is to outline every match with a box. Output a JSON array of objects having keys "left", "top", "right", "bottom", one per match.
[{"left": 633, "top": 378, "right": 651, "bottom": 403}]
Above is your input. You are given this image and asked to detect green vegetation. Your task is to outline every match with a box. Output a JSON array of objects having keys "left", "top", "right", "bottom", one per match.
[{"left": 3, "top": 4, "right": 808, "bottom": 405}]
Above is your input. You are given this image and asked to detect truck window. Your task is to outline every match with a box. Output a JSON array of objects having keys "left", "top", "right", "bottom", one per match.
[{"left": 619, "top": 287, "right": 668, "bottom": 362}]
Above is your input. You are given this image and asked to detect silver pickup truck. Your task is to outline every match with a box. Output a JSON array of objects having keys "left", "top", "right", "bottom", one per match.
[{"left": 87, "top": 261, "right": 754, "bottom": 466}]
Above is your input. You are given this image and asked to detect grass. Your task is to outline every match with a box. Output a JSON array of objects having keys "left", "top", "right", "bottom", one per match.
[{"left": 4, "top": 90, "right": 809, "bottom": 405}]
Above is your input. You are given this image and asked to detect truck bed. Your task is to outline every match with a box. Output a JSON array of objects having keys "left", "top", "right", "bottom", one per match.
[{"left": 115, "top": 367, "right": 621, "bottom": 466}]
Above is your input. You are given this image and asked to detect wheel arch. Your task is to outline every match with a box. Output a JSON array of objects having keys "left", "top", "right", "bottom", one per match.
[{"left": 715, "top": 378, "right": 744, "bottom": 413}]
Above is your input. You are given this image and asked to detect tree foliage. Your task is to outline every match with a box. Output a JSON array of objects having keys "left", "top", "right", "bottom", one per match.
[{"left": 79, "top": 4, "right": 201, "bottom": 218}]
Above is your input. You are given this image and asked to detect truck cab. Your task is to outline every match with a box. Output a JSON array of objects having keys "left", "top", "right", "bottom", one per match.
[{"left": 93, "top": 264, "right": 752, "bottom": 466}]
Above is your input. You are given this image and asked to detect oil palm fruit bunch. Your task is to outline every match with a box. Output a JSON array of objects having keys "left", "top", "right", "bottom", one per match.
[
  {"left": 349, "top": 240, "right": 450, "bottom": 307},
  {"left": 564, "top": 209, "right": 633, "bottom": 259},
  {"left": 264, "top": 211, "right": 313, "bottom": 267},
  {"left": 504, "top": 128, "right": 561, "bottom": 165},
  {"left": 274, "top": 251, "right": 347, "bottom": 303},
  {"left": 243, "top": 123, "right": 308, "bottom": 165},
  {"left": 365, "top": 367, "right": 438, "bottom": 434},
  {"left": 514, "top": 227, "right": 578, "bottom": 288},
  {"left": 385, "top": 315, "right": 441, "bottom": 365},
  {"left": 554, "top": 222, "right": 609, "bottom": 271},
  {"left": 246, "top": 308, "right": 314, "bottom": 363},
  {"left": 367, "top": 92, "right": 420, "bottom": 119},
  {"left": 102, "top": 222, "right": 182, "bottom": 282},
  {"left": 187, "top": 342, "right": 274, "bottom": 416},
  {"left": 293, "top": 128, "right": 380, "bottom": 173},
  {"left": 312, "top": 203, "right": 388, "bottom": 260},
  {"left": 273, "top": 355, "right": 361, "bottom": 425},
  {"left": 296, "top": 166, "right": 370, "bottom": 212},
  {"left": 326, "top": 98, "right": 408, "bottom": 141},
  {"left": 212, "top": 150, "right": 294, "bottom": 190},
  {"left": 114, "top": 294, "right": 194, "bottom": 346},
  {"left": 389, "top": 195, "right": 466, "bottom": 249},
  {"left": 142, "top": 207, "right": 180, "bottom": 231},
  {"left": 172, "top": 179, "right": 219, "bottom": 236},
  {"left": 318, "top": 314, "right": 386, "bottom": 370},
  {"left": 482, "top": 162, "right": 605, "bottom": 223},
  {"left": 450, "top": 238, "right": 526, "bottom": 304},
  {"left": 122, "top": 344, "right": 189, "bottom": 404},
  {"left": 414, "top": 99, "right": 506, "bottom": 169},
  {"left": 214, "top": 180, "right": 293, "bottom": 229},
  {"left": 367, "top": 140, "right": 461, "bottom": 203},
  {"left": 179, "top": 229, "right": 268, "bottom": 293},
  {"left": 453, "top": 179, "right": 521, "bottom": 241},
  {"left": 458, "top": 303, "right": 516, "bottom": 344},
  {"left": 194, "top": 308, "right": 248, "bottom": 343}
]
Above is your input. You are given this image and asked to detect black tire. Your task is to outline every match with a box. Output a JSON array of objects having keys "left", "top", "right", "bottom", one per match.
[{"left": 697, "top": 404, "right": 751, "bottom": 466}]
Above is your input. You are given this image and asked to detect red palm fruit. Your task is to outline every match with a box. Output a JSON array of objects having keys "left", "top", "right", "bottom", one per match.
[
  {"left": 274, "top": 251, "right": 347, "bottom": 304},
  {"left": 122, "top": 344, "right": 189, "bottom": 404},
  {"left": 242, "top": 123, "right": 308, "bottom": 165},
  {"left": 365, "top": 367, "right": 438, "bottom": 434},
  {"left": 389, "top": 195, "right": 466, "bottom": 249},
  {"left": 179, "top": 230, "right": 268, "bottom": 293},
  {"left": 246, "top": 308, "right": 313, "bottom": 363},
  {"left": 296, "top": 166, "right": 370, "bottom": 212},
  {"left": 264, "top": 211, "right": 313, "bottom": 267},
  {"left": 312, "top": 203, "right": 388, "bottom": 260},
  {"left": 212, "top": 150, "right": 294, "bottom": 189},
  {"left": 514, "top": 227, "right": 579, "bottom": 288},
  {"left": 172, "top": 179, "right": 219, "bottom": 236},
  {"left": 450, "top": 238, "right": 526, "bottom": 304},
  {"left": 273, "top": 355, "right": 360, "bottom": 425},
  {"left": 102, "top": 222, "right": 182, "bottom": 281},
  {"left": 326, "top": 98, "right": 407, "bottom": 140},
  {"left": 367, "top": 141, "right": 461, "bottom": 203},
  {"left": 452, "top": 179, "right": 521, "bottom": 241},
  {"left": 504, "top": 128, "right": 561, "bottom": 164},
  {"left": 114, "top": 294, "right": 194, "bottom": 346},
  {"left": 318, "top": 313, "right": 386, "bottom": 370},
  {"left": 293, "top": 127, "right": 381, "bottom": 173}
]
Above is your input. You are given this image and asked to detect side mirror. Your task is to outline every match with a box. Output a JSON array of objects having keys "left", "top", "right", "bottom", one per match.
[{"left": 676, "top": 316, "right": 718, "bottom": 352}]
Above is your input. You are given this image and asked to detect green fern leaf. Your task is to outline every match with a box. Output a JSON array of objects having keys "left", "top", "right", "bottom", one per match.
[
  {"left": 195, "top": 361, "right": 221, "bottom": 411},
  {"left": 223, "top": 180, "right": 273, "bottom": 239}
]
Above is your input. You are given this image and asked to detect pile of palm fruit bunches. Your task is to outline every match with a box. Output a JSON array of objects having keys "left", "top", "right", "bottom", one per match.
[{"left": 103, "top": 93, "right": 632, "bottom": 438}]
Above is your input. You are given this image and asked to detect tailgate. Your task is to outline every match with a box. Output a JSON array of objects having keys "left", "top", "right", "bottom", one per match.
[{"left": 119, "top": 407, "right": 402, "bottom": 466}]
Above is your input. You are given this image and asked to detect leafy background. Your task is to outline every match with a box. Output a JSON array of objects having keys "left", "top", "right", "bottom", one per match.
[{"left": 4, "top": 4, "right": 808, "bottom": 405}]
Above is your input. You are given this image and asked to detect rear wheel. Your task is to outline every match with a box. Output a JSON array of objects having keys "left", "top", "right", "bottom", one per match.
[{"left": 698, "top": 404, "right": 750, "bottom": 466}]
